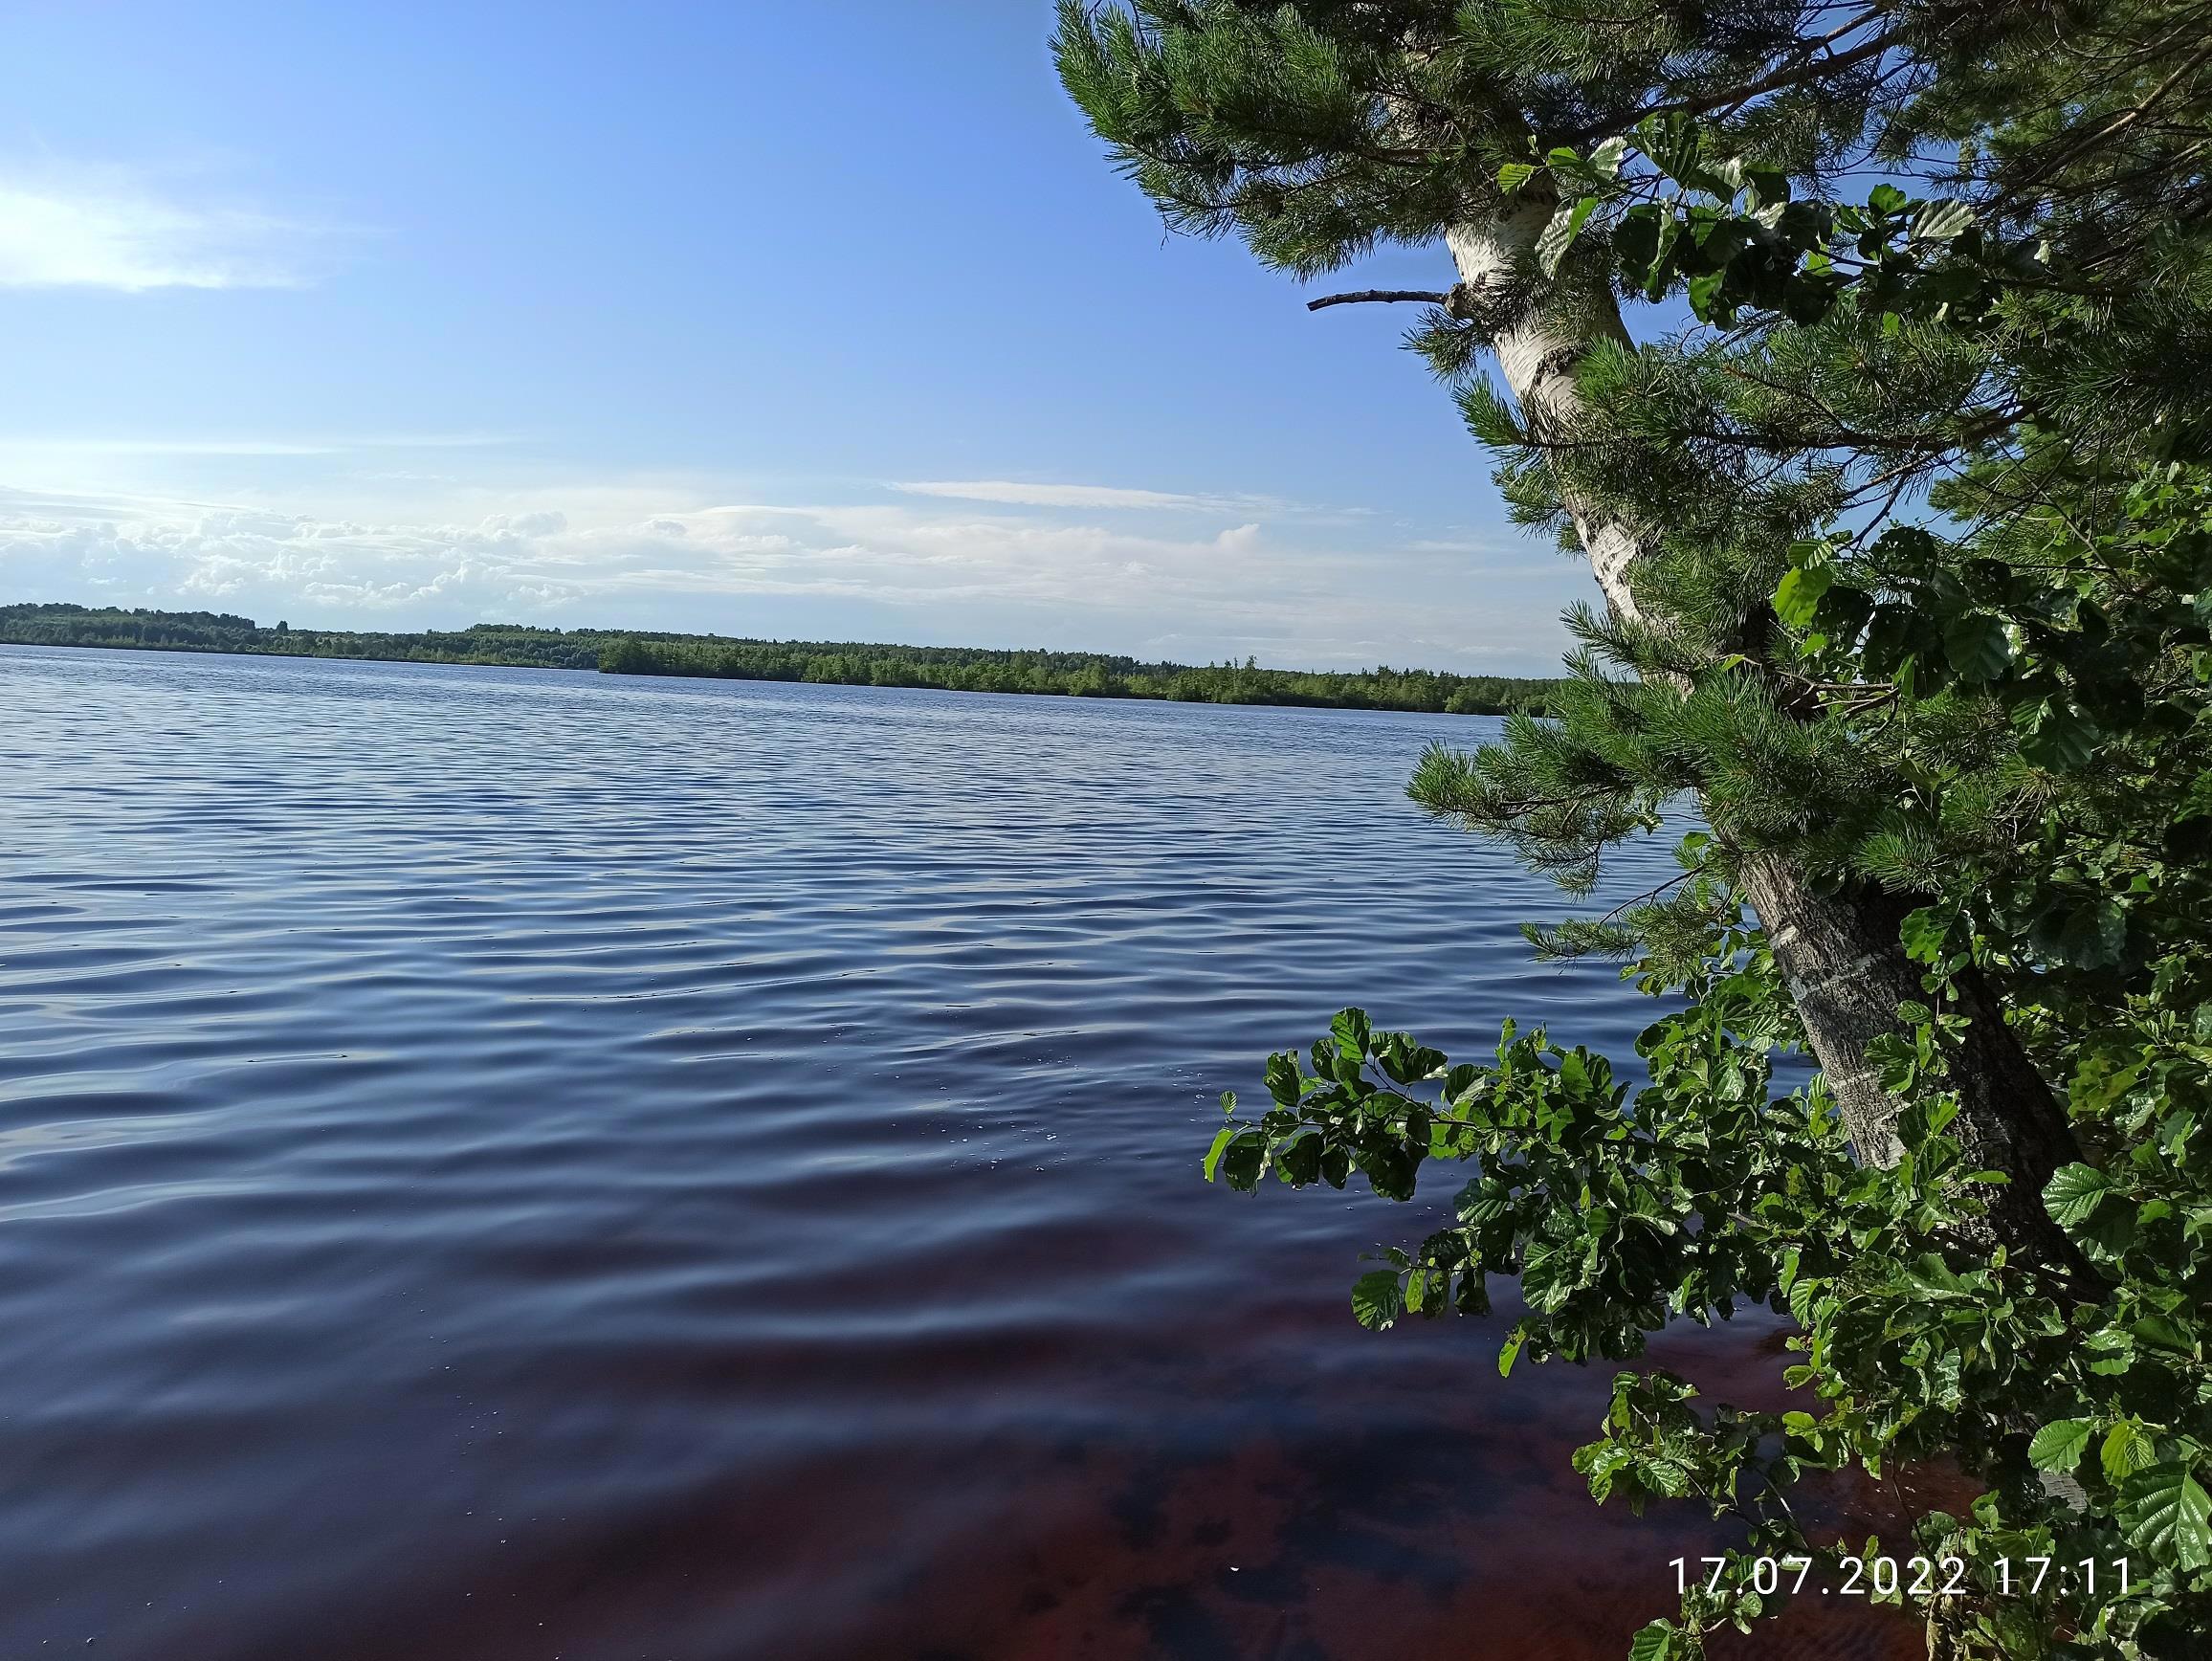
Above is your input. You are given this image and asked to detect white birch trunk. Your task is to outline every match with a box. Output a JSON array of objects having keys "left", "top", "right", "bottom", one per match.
[{"left": 1444, "top": 202, "right": 2078, "bottom": 1243}]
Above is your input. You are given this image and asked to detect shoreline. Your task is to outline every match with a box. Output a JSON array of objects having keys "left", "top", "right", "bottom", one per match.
[{"left": 2, "top": 604, "right": 1563, "bottom": 717}]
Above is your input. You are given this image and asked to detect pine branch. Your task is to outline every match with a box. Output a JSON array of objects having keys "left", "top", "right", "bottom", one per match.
[
  {"left": 2011, "top": 38, "right": 2212, "bottom": 189},
  {"left": 1591, "top": 869, "right": 1702, "bottom": 929},
  {"left": 1550, "top": 21, "right": 1900, "bottom": 147},
  {"left": 1308, "top": 289, "right": 1453, "bottom": 311}
]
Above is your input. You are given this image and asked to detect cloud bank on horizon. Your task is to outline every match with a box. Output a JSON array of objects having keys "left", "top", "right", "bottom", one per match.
[{"left": 0, "top": 466, "right": 1574, "bottom": 675}]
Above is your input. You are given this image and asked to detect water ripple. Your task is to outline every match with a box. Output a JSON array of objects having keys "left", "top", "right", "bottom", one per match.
[{"left": 0, "top": 646, "right": 1917, "bottom": 1661}]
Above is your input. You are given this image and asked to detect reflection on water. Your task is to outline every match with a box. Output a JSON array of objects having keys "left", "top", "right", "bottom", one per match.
[{"left": 0, "top": 646, "right": 1918, "bottom": 1659}]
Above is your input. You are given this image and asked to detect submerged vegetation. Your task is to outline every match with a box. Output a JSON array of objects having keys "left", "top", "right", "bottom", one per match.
[{"left": 0, "top": 602, "right": 1559, "bottom": 715}]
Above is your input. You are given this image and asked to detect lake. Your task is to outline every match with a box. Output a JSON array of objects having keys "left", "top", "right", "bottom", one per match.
[{"left": 0, "top": 645, "right": 1917, "bottom": 1660}]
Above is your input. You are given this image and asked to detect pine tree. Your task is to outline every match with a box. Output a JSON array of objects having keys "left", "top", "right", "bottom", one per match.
[
  {"left": 1052, "top": 1, "right": 2146, "bottom": 1251},
  {"left": 1062, "top": 5, "right": 2212, "bottom": 1653}
]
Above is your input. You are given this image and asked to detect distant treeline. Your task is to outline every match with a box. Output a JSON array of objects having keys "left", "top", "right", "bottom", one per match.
[
  {"left": 0, "top": 602, "right": 1560, "bottom": 715},
  {"left": 594, "top": 636, "right": 1556, "bottom": 713},
  {"left": 0, "top": 603, "right": 608, "bottom": 671}
]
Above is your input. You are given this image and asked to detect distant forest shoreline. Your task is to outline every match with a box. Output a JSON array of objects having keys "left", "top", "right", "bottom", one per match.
[{"left": 0, "top": 602, "right": 1562, "bottom": 716}]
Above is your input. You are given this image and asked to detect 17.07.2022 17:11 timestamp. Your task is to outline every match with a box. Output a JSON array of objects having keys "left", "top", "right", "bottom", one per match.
[{"left": 1671, "top": 1555, "right": 2134, "bottom": 1598}]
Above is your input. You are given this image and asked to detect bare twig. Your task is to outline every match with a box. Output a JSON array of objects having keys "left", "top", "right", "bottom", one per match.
[{"left": 1308, "top": 289, "right": 1453, "bottom": 311}]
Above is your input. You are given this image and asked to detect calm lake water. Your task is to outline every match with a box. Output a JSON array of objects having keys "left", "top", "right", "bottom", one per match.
[{"left": 0, "top": 645, "right": 1919, "bottom": 1660}]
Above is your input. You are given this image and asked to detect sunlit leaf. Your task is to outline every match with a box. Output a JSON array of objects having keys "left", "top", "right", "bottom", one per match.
[{"left": 2027, "top": 1418, "right": 2094, "bottom": 1473}]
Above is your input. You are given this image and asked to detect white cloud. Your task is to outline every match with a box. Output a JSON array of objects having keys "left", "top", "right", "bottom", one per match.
[
  {"left": 0, "top": 160, "right": 351, "bottom": 291},
  {"left": 894, "top": 479, "right": 1256, "bottom": 511},
  {"left": 0, "top": 433, "right": 515, "bottom": 459},
  {"left": 0, "top": 484, "right": 1581, "bottom": 673}
]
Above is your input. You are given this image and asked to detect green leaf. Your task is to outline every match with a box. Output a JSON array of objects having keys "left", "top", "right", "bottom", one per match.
[
  {"left": 2103, "top": 1421, "right": 2158, "bottom": 1485},
  {"left": 1319, "top": 1144, "right": 1351, "bottom": 1189},
  {"left": 1496, "top": 161, "right": 1538, "bottom": 194},
  {"left": 1612, "top": 203, "right": 1662, "bottom": 277},
  {"left": 1203, "top": 1126, "right": 1236, "bottom": 1182},
  {"left": 1868, "top": 183, "right": 1908, "bottom": 215},
  {"left": 1899, "top": 906, "right": 1953, "bottom": 964},
  {"left": 1274, "top": 1127, "right": 1323, "bottom": 1185},
  {"left": 1628, "top": 1621, "right": 1677, "bottom": 1661},
  {"left": 1773, "top": 563, "right": 1833, "bottom": 628},
  {"left": 1586, "top": 136, "right": 1628, "bottom": 182},
  {"left": 2085, "top": 1326, "right": 2138, "bottom": 1375},
  {"left": 1647, "top": 213, "right": 1683, "bottom": 299},
  {"left": 1402, "top": 1266, "right": 1428, "bottom": 1314},
  {"left": 1942, "top": 611, "right": 2013, "bottom": 681},
  {"left": 1686, "top": 269, "right": 1728, "bottom": 321},
  {"left": 2020, "top": 700, "right": 2102, "bottom": 770},
  {"left": 1643, "top": 1459, "right": 1691, "bottom": 1498},
  {"left": 2027, "top": 1418, "right": 2095, "bottom": 1473},
  {"left": 2053, "top": 900, "right": 2128, "bottom": 971},
  {"left": 1218, "top": 1130, "right": 1267, "bottom": 1189},
  {"left": 1517, "top": 1238, "right": 1578, "bottom": 1311},
  {"left": 1911, "top": 200, "right": 1976, "bottom": 241},
  {"left": 2118, "top": 1465, "right": 2212, "bottom": 1571},
  {"left": 1351, "top": 1270, "right": 1404, "bottom": 1331},
  {"left": 2135, "top": 1314, "right": 2198, "bottom": 1356},
  {"left": 1902, "top": 1253, "right": 1968, "bottom": 1298},
  {"left": 1537, "top": 195, "right": 1599, "bottom": 277},
  {"left": 2046, "top": 1163, "right": 2113, "bottom": 1227}
]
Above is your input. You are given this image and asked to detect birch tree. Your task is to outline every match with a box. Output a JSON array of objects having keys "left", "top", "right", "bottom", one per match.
[
  {"left": 1055, "top": 0, "right": 2153, "bottom": 1255},
  {"left": 1059, "top": 5, "right": 2212, "bottom": 1653}
]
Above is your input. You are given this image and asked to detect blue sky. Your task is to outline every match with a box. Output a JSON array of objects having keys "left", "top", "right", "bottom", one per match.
[{"left": 0, "top": 1, "right": 1589, "bottom": 674}]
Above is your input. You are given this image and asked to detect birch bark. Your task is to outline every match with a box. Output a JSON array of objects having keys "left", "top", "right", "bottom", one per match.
[{"left": 1445, "top": 203, "right": 2079, "bottom": 1249}]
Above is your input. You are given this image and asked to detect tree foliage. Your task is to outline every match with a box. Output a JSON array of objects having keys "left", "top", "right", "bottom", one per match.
[
  {"left": 599, "top": 633, "right": 1558, "bottom": 712},
  {"left": 1061, "top": 1, "right": 2212, "bottom": 1654}
]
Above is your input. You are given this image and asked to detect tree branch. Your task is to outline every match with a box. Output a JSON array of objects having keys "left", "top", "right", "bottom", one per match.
[
  {"left": 1549, "top": 23, "right": 1899, "bottom": 148},
  {"left": 1308, "top": 289, "right": 1453, "bottom": 311}
]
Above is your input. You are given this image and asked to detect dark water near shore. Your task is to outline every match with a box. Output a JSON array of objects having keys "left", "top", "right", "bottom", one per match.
[{"left": 0, "top": 645, "right": 1919, "bottom": 1661}]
